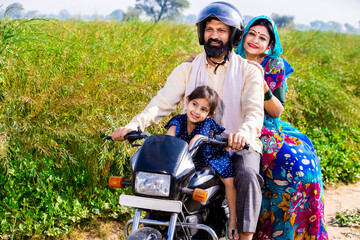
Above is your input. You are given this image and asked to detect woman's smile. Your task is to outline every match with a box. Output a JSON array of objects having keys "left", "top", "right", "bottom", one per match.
[{"left": 247, "top": 43, "right": 258, "bottom": 49}]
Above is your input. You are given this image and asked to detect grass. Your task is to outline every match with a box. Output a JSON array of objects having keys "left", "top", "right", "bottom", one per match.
[{"left": 0, "top": 17, "right": 359, "bottom": 238}]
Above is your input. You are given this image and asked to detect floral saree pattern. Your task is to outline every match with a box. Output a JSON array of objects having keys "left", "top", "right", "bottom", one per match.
[{"left": 256, "top": 56, "right": 328, "bottom": 240}]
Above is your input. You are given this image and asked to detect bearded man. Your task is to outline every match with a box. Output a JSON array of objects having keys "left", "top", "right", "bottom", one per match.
[{"left": 111, "top": 2, "right": 264, "bottom": 239}]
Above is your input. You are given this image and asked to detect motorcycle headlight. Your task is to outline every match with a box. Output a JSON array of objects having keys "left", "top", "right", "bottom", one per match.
[{"left": 134, "top": 172, "right": 171, "bottom": 197}]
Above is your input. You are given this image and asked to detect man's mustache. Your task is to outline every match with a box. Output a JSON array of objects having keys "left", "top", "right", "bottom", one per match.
[{"left": 207, "top": 38, "right": 224, "bottom": 46}]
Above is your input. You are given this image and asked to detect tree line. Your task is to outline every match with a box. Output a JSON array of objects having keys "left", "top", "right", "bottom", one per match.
[{"left": 2, "top": 1, "right": 360, "bottom": 34}]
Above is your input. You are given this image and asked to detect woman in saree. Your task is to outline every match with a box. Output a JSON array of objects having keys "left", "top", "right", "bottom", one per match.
[{"left": 235, "top": 15, "right": 328, "bottom": 239}]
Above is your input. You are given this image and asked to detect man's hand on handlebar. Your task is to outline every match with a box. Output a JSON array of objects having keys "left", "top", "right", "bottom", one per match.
[
  {"left": 227, "top": 133, "right": 248, "bottom": 151},
  {"left": 111, "top": 127, "right": 133, "bottom": 142}
]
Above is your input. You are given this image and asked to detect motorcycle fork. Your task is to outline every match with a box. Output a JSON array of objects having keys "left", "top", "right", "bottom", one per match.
[{"left": 130, "top": 208, "right": 179, "bottom": 240}]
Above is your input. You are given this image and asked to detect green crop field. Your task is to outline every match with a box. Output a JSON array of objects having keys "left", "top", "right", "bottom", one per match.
[{"left": 0, "top": 17, "right": 359, "bottom": 238}]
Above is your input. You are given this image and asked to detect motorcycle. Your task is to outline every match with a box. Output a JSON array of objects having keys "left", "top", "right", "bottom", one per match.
[{"left": 108, "top": 131, "right": 249, "bottom": 240}]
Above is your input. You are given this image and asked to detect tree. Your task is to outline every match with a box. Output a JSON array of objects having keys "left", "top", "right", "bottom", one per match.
[
  {"left": 6, "top": 3, "right": 23, "bottom": 18},
  {"left": 58, "top": 9, "right": 71, "bottom": 20},
  {"left": 184, "top": 14, "right": 196, "bottom": 24},
  {"left": 344, "top": 23, "right": 356, "bottom": 33},
  {"left": 271, "top": 13, "right": 294, "bottom": 28},
  {"left": 125, "top": 6, "right": 141, "bottom": 21},
  {"left": 135, "top": 0, "right": 189, "bottom": 22},
  {"left": 310, "top": 20, "right": 325, "bottom": 31},
  {"left": 109, "top": 9, "right": 125, "bottom": 22},
  {"left": 295, "top": 24, "right": 309, "bottom": 31},
  {"left": 327, "top": 21, "right": 342, "bottom": 32}
]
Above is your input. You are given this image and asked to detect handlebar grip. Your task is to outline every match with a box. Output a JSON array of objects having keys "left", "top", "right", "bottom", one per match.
[
  {"left": 124, "top": 130, "right": 144, "bottom": 142},
  {"left": 243, "top": 143, "right": 250, "bottom": 150},
  {"left": 105, "top": 130, "right": 142, "bottom": 141},
  {"left": 105, "top": 131, "right": 149, "bottom": 143}
]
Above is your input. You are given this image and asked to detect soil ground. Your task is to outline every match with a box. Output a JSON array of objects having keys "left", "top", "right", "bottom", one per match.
[
  {"left": 67, "top": 181, "right": 360, "bottom": 240},
  {"left": 323, "top": 181, "right": 360, "bottom": 239}
]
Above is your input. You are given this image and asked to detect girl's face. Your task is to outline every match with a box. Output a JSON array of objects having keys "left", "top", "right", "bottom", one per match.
[
  {"left": 243, "top": 25, "right": 271, "bottom": 58},
  {"left": 186, "top": 97, "right": 211, "bottom": 124}
]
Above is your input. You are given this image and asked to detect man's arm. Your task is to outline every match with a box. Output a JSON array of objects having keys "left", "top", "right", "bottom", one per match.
[{"left": 111, "top": 63, "right": 189, "bottom": 141}]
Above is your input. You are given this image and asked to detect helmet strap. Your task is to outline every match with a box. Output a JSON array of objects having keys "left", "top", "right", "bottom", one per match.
[{"left": 208, "top": 52, "right": 229, "bottom": 74}]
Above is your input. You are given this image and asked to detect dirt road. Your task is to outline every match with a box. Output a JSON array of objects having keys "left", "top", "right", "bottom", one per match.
[
  {"left": 324, "top": 181, "right": 360, "bottom": 239},
  {"left": 68, "top": 181, "right": 360, "bottom": 240}
]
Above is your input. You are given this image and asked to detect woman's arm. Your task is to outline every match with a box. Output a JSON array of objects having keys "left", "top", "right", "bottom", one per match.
[
  {"left": 246, "top": 59, "right": 284, "bottom": 118},
  {"left": 263, "top": 81, "right": 284, "bottom": 118},
  {"left": 263, "top": 58, "right": 287, "bottom": 118}
]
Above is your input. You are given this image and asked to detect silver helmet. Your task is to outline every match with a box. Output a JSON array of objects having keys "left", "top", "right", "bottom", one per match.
[{"left": 196, "top": 1, "right": 244, "bottom": 47}]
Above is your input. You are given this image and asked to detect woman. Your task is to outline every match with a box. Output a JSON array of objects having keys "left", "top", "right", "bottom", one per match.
[{"left": 235, "top": 16, "right": 328, "bottom": 239}]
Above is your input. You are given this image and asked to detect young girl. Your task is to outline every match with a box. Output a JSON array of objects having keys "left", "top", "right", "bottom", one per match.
[{"left": 165, "top": 85, "right": 239, "bottom": 240}]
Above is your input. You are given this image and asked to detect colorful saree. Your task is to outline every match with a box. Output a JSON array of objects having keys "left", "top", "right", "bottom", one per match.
[{"left": 236, "top": 15, "right": 328, "bottom": 239}]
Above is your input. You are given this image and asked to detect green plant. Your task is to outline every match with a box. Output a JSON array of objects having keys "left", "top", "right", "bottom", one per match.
[
  {"left": 334, "top": 209, "right": 360, "bottom": 227},
  {"left": 1, "top": 20, "right": 198, "bottom": 238},
  {"left": 280, "top": 29, "right": 360, "bottom": 184}
]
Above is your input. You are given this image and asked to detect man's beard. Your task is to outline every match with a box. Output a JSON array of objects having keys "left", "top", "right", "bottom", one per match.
[{"left": 204, "top": 39, "right": 229, "bottom": 58}]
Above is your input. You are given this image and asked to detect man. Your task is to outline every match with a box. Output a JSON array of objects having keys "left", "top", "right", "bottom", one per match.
[{"left": 112, "top": 2, "right": 264, "bottom": 240}]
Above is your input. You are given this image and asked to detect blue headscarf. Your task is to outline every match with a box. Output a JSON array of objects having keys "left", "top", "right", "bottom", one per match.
[{"left": 234, "top": 15, "right": 283, "bottom": 59}]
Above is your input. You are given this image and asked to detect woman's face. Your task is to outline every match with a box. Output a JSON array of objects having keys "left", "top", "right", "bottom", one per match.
[{"left": 243, "top": 25, "right": 271, "bottom": 58}]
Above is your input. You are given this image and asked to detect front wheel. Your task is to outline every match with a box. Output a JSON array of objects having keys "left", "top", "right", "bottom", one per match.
[{"left": 127, "top": 227, "right": 164, "bottom": 240}]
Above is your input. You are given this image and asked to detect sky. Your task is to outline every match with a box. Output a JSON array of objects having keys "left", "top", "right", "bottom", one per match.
[{"left": 1, "top": 0, "right": 359, "bottom": 26}]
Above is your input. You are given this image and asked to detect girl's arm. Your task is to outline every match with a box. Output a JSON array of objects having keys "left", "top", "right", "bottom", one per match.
[{"left": 166, "top": 125, "right": 177, "bottom": 136}]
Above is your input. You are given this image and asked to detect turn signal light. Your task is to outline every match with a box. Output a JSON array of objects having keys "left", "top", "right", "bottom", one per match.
[
  {"left": 108, "top": 176, "right": 123, "bottom": 188},
  {"left": 192, "top": 188, "right": 207, "bottom": 202}
]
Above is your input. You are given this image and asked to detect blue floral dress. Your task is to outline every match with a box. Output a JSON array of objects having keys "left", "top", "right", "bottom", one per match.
[
  {"left": 257, "top": 56, "right": 328, "bottom": 240},
  {"left": 165, "top": 114, "right": 234, "bottom": 178}
]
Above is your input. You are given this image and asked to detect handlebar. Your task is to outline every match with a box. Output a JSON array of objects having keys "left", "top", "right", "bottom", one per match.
[
  {"left": 106, "top": 131, "right": 249, "bottom": 150},
  {"left": 189, "top": 134, "right": 249, "bottom": 156},
  {"left": 106, "top": 130, "right": 150, "bottom": 145},
  {"left": 124, "top": 131, "right": 150, "bottom": 142}
]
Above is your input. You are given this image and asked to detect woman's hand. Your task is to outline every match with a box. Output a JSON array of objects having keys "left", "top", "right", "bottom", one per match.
[{"left": 185, "top": 54, "right": 196, "bottom": 63}]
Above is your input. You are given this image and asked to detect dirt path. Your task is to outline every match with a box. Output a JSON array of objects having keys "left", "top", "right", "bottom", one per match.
[
  {"left": 324, "top": 181, "right": 360, "bottom": 239},
  {"left": 68, "top": 181, "right": 360, "bottom": 240}
]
